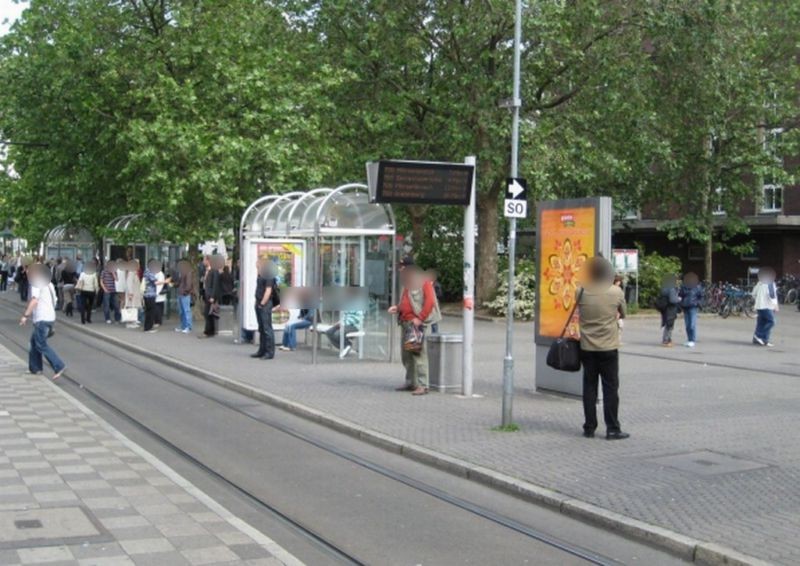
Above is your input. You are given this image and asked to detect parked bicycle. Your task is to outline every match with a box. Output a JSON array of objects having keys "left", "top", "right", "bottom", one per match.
[
  {"left": 776, "top": 274, "right": 799, "bottom": 306},
  {"left": 719, "top": 284, "right": 756, "bottom": 319}
]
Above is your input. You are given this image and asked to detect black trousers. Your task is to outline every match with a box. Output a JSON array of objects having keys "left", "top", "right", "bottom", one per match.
[
  {"left": 203, "top": 300, "right": 217, "bottom": 336},
  {"left": 79, "top": 291, "right": 96, "bottom": 323},
  {"left": 581, "top": 349, "right": 621, "bottom": 433},
  {"left": 143, "top": 297, "right": 157, "bottom": 331},
  {"left": 255, "top": 304, "right": 275, "bottom": 358}
]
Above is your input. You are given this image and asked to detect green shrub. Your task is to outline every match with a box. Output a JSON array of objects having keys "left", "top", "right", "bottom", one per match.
[
  {"left": 484, "top": 259, "right": 536, "bottom": 320},
  {"left": 636, "top": 249, "right": 682, "bottom": 307},
  {"left": 414, "top": 231, "right": 464, "bottom": 302}
]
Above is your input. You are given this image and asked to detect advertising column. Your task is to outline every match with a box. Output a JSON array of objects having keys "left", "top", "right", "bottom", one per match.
[{"left": 534, "top": 197, "right": 612, "bottom": 395}]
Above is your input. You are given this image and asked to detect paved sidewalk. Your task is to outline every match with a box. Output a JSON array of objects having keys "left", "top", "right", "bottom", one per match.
[
  {"left": 0, "top": 342, "right": 299, "bottom": 566},
  {"left": 7, "top": 292, "right": 798, "bottom": 565}
]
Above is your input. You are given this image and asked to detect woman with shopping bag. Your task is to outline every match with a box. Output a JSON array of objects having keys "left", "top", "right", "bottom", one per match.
[{"left": 388, "top": 256, "right": 441, "bottom": 396}]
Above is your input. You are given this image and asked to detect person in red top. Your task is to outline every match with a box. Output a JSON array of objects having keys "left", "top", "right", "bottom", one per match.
[{"left": 388, "top": 256, "right": 441, "bottom": 395}]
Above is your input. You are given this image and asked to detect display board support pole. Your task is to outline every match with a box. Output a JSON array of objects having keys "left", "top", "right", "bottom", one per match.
[
  {"left": 501, "top": 0, "right": 523, "bottom": 427},
  {"left": 462, "top": 155, "right": 476, "bottom": 397}
]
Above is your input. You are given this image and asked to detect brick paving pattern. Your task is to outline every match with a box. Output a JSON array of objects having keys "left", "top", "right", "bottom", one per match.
[
  {"left": 0, "top": 342, "right": 300, "bottom": 566},
  {"left": 3, "top": 292, "right": 798, "bottom": 564}
]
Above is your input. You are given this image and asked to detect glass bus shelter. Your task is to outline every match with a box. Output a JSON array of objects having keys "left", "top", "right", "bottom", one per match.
[
  {"left": 103, "top": 214, "right": 187, "bottom": 269},
  {"left": 240, "top": 184, "right": 396, "bottom": 363},
  {"left": 103, "top": 214, "right": 189, "bottom": 317},
  {"left": 41, "top": 225, "right": 96, "bottom": 262}
]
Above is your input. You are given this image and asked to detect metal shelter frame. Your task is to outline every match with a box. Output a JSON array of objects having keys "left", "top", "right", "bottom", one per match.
[
  {"left": 239, "top": 184, "right": 397, "bottom": 364},
  {"left": 41, "top": 225, "right": 96, "bottom": 261}
]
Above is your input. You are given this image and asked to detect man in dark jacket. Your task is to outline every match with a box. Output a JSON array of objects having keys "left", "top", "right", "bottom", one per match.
[
  {"left": 679, "top": 272, "right": 704, "bottom": 348},
  {"left": 200, "top": 255, "right": 222, "bottom": 338},
  {"left": 658, "top": 275, "right": 681, "bottom": 347},
  {"left": 251, "top": 259, "right": 275, "bottom": 359}
]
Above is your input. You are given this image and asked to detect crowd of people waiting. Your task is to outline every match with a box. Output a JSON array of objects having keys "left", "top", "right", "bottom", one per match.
[{"left": 4, "top": 253, "right": 242, "bottom": 340}]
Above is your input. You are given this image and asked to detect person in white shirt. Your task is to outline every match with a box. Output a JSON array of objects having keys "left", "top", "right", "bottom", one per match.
[
  {"left": 20, "top": 264, "right": 66, "bottom": 379},
  {"left": 76, "top": 261, "right": 100, "bottom": 324},
  {"left": 115, "top": 260, "right": 128, "bottom": 312},
  {"left": 154, "top": 267, "right": 171, "bottom": 327},
  {"left": 752, "top": 267, "right": 779, "bottom": 347}
]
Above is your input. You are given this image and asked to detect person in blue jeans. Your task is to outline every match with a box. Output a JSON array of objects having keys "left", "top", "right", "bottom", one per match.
[
  {"left": 100, "top": 260, "right": 120, "bottom": 324},
  {"left": 175, "top": 260, "right": 195, "bottom": 333},
  {"left": 752, "top": 267, "right": 779, "bottom": 347},
  {"left": 279, "top": 309, "right": 315, "bottom": 351},
  {"left": 679, "top": 272, "right": 704, "bottom": 348},
  {"left": 20, "top": 264, "right": 66, "bottom": 380}
]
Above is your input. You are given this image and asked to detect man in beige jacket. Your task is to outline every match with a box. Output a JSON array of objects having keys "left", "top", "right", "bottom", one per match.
[{"left": 577, "top": 257, "right": 628, "bottom": 440}]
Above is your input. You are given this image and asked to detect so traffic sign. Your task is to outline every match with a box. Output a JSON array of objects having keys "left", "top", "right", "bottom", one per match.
[{"left": 504, "top": 177, "right": 527, "bottom": 219}]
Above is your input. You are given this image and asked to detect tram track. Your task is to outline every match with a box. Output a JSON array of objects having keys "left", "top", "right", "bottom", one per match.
[{"left": 0, "top": 302, "right": 622, "bottom": 566}]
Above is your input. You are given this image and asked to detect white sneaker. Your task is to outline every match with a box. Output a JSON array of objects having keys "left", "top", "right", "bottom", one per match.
[
  {"left": 753, "top": 335, "right": 765, "bottom": 346},
  {"left": 685, "top": 341, "right": 696, "bottom": 348},
  {"left": 339, "top": 345, "right": 352, "bottom": 358},
  {"left": 766, "top": 342, "right": 774, "bottom": 347},
  {"left": 181, "top": 328, "right": 192, "bottom": 334}
]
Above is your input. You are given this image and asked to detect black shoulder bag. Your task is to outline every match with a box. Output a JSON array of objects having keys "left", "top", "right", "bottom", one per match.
[{"left": 546, "top": 289, "right": 584, "bottom": 372}]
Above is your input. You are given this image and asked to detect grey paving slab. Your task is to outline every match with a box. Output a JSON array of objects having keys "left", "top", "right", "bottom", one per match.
[
  {"left": 0, "top": 344, "right": 301, "bottom": 566},
  {"left": 66, "top": 302, "right": 800, "bottom": 564}
]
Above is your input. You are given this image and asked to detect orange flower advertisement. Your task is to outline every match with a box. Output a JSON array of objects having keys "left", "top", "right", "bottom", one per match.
[{"left": 536, "top": 205, "right": 597, "bottom": 341}]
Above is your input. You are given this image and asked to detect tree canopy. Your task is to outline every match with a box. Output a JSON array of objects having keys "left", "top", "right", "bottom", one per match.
[{"left": 0, "top": 0, "right": 797, "bottom": 293}]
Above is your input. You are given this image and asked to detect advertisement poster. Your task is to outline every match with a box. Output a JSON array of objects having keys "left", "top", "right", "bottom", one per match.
[
  {"left": 242, "top": 239, "right": 305, "bottom": 331},
  {"left": 612, "top": 249, "right": 639, "bottom": 273},
  {"left": 255, "top": 241, "right": 304, "bottom": 287},
  {"left": 535, "top": 202, "right": 598, "bottom": 344}
]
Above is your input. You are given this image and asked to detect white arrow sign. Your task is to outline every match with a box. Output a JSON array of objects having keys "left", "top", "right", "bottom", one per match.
[{"left": 508, "top": 179, "right": 526, "bottom": 199}]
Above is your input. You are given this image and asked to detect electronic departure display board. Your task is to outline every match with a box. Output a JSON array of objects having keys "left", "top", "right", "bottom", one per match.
[{"left": 368, "top": 160, "right": 474, "bottom": 206}]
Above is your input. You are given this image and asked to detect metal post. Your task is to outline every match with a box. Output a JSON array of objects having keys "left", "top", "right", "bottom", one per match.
[
  {"left": 462, "top": 156, "right": 476, "bottom": 397},
  {"left": 502, "top": 0, "right": 523, "bottom": 427}
]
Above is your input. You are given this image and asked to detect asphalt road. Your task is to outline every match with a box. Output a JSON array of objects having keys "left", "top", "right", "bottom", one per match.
[{"left": 0, "top": 304, "right": 687, "bottom": 566}]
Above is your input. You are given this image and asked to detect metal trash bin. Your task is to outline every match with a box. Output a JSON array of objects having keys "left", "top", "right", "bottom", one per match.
[{"left": 428, "top": 334, "right": 463, "bottom": 393}]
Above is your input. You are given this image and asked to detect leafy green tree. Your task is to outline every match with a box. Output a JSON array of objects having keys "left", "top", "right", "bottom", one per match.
[
  {"left": 291, "top": 0, "right": 660, "bottom": 302},
  {"left": 0, "top": 0, "right": 343, "bottom": 246},
  {"left": 643, "top": 0, "right": 800, "bottom": 281}
]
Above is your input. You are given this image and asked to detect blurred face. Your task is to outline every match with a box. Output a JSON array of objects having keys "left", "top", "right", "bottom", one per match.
[
  {"left": 31, "top": 266, "right": 49, "bottom": 286},
  {"left": 759, "top": 269, "right": 775, "bottom": 283}
]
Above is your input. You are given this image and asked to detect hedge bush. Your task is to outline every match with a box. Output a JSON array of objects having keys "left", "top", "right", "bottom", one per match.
[{"left": 484, "top": 259, "right": 536, "bottom": 320}]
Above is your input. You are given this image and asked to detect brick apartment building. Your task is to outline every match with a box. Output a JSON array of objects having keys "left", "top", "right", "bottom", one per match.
[{"left": 613, "top": 168, "right": 800, "bottom": 283}]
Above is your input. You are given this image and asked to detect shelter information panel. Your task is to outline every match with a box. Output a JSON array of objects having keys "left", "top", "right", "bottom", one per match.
[{"left": 371, "top": 160, "right": 474, "bottom": 205}]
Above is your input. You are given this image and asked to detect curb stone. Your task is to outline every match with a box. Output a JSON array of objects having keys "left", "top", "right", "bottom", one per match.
[{"left": 22, "top": 304, "right": 769, "bottom": 566}]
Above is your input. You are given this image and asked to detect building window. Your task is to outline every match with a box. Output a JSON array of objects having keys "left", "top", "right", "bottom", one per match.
[
  {"left": 761, "top": 184, "right": 783, "bottom": 213},
  {"left": 741, "top": 244, "right": 760, "bottom": 261},
  {"left": 623, "top": 206, "right": 640, "bottom": 220},
  {"left": 688, "top": 245, "right": 705, "bottom": 261},
  {"left": 713, "top": 187, "right": 726, "bottom": 216}
]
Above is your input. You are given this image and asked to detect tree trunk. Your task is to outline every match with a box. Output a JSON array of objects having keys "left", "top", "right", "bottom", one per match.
[
  {"left": 476, "top": 191, "right": 500, "bottom": 304},
  {"left": 407, "top": 205, "right": 426, "bottom": 252},
  {"left": 704, "top": 234, "right": 713, "bottom": 284}
]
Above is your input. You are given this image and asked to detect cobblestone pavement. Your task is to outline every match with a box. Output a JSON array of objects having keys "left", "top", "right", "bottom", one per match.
[
  {"left": 5, "top": 292, "right": 798, "bottom": 564},
  {"left": 0, "top": 342, "right": 300, "bottom": 566}
]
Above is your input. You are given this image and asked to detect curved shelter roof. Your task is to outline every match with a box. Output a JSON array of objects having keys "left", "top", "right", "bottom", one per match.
[
  {"left": 43, "top": 225, "right": 95, "bottom": 245},
  {"left": 241, "top": 184, "right": 395, "bottom": 239},
  {"left": 106, "top": 214, "right": 144, "bottom": 232}
]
